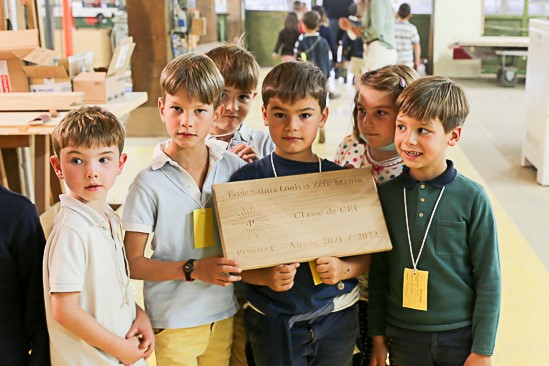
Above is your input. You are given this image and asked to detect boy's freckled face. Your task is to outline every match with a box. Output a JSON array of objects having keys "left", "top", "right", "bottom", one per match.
[
  {"left": 51, "top": 144, "right": 126, "bottom": 206},
  {"left": 213, "top": 86, "right": 256, "bottom": 133},
  {"left": 159, "top": 90, "right": 222, "bottom": 151},
  {"left": 262, "top": 96, "right": 328, "bottom": 161},
  {"left": 356, "top": 86, "right": 397, "bottom": 149},
  {"left": 395, "top": 113, "right": 461, "bottom": 180}
]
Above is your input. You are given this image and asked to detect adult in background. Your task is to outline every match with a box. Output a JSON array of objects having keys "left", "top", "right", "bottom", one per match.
[
  {"left": 339, "top": 0, "right": 397, "bottom": 71},
  {"left": 323, "top": 0, "right": 354, "bottom": 77}
]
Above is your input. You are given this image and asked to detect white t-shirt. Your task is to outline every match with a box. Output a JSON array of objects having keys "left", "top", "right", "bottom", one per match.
[{"left": 43, "top": 195, "right": 146, "bottom": 366}]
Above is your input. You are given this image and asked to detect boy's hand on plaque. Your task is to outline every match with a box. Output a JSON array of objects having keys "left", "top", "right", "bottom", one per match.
[
  {"left": 315, "top": 257, "right": 347, "bottom": 285},
  {"left": 264, "top": 263, "right": 300, "bottom": 292},
  {"left": 194, "top": 256, "right": 242, "bottom": 286}
]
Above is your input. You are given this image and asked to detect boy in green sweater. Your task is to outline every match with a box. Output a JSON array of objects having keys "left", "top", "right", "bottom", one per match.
[{"left": 369, "top": 76, "right": 501, "bottom": 366}]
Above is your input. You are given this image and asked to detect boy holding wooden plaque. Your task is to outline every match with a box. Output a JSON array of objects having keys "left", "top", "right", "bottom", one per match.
[{"left": 229, "top": 61, "right": 370, "bottom": 366}]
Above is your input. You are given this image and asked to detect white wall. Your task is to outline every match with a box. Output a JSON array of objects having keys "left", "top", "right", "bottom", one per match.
[{"left": 432, "top": 0, "right": 484, "bottom": 77}]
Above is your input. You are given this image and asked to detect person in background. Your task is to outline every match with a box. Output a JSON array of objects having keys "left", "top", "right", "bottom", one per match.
[
  {"left": 322, "top": 0, "right": 354, "bottom": 79},
  {"left": 369, "top": 76, "right": 501, "bottom": 366},
  {"left": 292, "top": 0, "right": 306, "bottom": 33},
  {"left": 207, "top": 37, "right": 275, "bottom": 163},
  {"left": 0, "top": 185, "right": 50, "bottom": 366},
  {"left": 339, "top": 0, "right": 397, "bottom": 71},
  {"left": 341, "top": 3, "right": 365, "bottom": 85},
  {"left": 334, "top": 64, "right": 419, "bottom": 365},
  {"left": 273, "top": 12, "right": 301, "bottom": 63},
  {"left": 395, "top": 3, "right": 421, "bottom": 70}
]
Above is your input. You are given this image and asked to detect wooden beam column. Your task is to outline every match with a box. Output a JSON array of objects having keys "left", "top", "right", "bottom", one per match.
[
  {"left": 226, "top": 0, "right": 243, "bottom": 42},
  {"left": 195, "top": 0, "right": 217, "bottom": 43},
  {"left": 127, "top": 0, "right": 170, "bottom": 106}
]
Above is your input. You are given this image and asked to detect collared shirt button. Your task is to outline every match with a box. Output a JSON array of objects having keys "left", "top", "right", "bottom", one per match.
[
  {"left": 419, "top": 212, "right": 424, "bottom": 218},
  {"left": 420, "top": 184, "right": 426, "bottom": 189},
  {"left": 420, "top": 197, "right": 426, "bottom": 203}
]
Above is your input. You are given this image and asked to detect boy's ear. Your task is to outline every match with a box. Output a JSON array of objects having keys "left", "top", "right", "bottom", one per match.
[
  {"left": 213, "top": 104, "right": 225, "bottom": 123},
  {"left": 158, "top": 97, "right": 165, "bottom": 121},
  {"left": 50, "top": 155, "right": 64, "bottom": 179},
  {"left": 117, "top": 153, "right": 128, "bottom": 176},
  {"left": 262, "top": 105, "right": 269, "bottom": 126},
  {"left": 318, "top": 106, "right": 329, "bottom": 129},
  {"left": 448, "top": 126, "right": 462, "bottom": 146}
]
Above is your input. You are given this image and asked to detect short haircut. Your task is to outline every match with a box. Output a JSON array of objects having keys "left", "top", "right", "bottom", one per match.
[
  {"left": 353, "top": 64, "right": 419, "bottom": 141},
  {"left": 396, "top": 76, "right": 470, "bottom": 133},
  {"left": 398, "top": 3, "right": 412, "bottom": 18},
  {"left": 262, "top": 61, "right": 328, "bottom": 111},
  {"left": 302, "top": 11, "right": 320, "bottom": 30},
  {"left": 206, "top": 35, "right": 260, "bottom": 92},
  {"left": 52, "top": 106, "right": 125, "bottom": 156},
  {"left": 159, "top": 53, "right": 224, "bottom": 108},
  {"left": 311, "top": 5, "right": 326, "bottom": 19}
]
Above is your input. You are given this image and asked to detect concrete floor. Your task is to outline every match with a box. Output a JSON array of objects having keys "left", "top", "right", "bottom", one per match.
[{"left": 113, "top": 71, "right": 549, "bottom": 365}]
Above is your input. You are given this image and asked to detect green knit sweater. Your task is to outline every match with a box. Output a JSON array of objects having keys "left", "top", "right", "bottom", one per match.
[{"left": 368, "top": 163, "right": 501, "bottom": 356}]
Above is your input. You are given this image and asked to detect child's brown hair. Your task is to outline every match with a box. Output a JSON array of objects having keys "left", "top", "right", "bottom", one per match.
[
  {"left": 262, "top": 61, "right": 328, "bottom": 111},
  {"left": 206, "top": 35, "right": 260, "bottom": 93},
  {"left": 159, "top": 53, "right": 224, "bottom": 108},
  {"left": 52, "top": 106, "right": 125, "bottom": 157},
  {"left": 396, "top": 76, "right": 470, "bottom": 133}
]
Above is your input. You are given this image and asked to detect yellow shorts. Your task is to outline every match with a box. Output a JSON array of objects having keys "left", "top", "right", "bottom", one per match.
[{"left": 154, "top": 316, "right": 234, "bottom": 366}]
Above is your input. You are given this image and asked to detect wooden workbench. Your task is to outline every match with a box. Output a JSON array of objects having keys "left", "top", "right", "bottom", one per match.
[{"left": 0, "top": 92, "right": 148, "bottom": 213}]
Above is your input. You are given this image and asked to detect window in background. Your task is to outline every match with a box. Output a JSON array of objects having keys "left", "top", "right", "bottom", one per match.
[
  {"left": 528, "top": 0, "right": 549, "bottom": 15},
  {"left": 484, "top": 0, "right": 525, "bottom": 15}
]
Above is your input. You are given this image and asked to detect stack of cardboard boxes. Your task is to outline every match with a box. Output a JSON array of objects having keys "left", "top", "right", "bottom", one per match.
[{"left": 0, "top": 29, "right": 134, "bottom": 104}]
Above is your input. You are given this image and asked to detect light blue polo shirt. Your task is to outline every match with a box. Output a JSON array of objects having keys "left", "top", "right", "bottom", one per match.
[{"left": 122, "top": 139, "right": 246, "bottom": 329}]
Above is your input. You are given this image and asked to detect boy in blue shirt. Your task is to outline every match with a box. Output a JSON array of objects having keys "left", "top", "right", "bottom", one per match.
[
  {"left": 369, "top": 76, "right": 501, "bottom": 366},
  {"left": 231, "top": 61, "right": 370, "bottom": 366},
  {"left": 123, "top": 53, "right": 246, "bottom": 365}
]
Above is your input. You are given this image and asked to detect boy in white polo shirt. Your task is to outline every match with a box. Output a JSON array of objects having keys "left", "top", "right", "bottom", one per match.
[
  {"left": 122, "top": 53, "right": 246, "bottom": 365},
  {"left": 44, "top": 106, "right": 154, "bottom": 365}
]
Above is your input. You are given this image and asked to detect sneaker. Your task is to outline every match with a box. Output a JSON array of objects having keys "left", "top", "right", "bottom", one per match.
[
  {"left": 329, "top": 91, "right": 340, "bottom": 100},
  {"left": 318, "top": 128, "right": 326, "bottom": 144}
]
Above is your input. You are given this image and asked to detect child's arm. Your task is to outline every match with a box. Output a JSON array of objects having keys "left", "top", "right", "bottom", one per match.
[
  {"left": 315, "top": 254, "right": 371, "bottom": 285},
  {"left": 51, "top": 292, "right": 145, "bottom": 365},
  {"left": 464, "top": 353, "right": 492, "bottom": 366},
  {"left": 124, "top": 231, "right": 242, "bottom": 285},
  {"left": 125, "top": 304, "right": 155, "bottom": 360},
  {"left": 241, "top": 263, "right": 300, "bottom": 292},
  {"left": 370, "top": 335, "right": 388, "bottom": 366}
]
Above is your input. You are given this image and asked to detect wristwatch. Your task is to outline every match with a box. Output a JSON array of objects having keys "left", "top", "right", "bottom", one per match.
[{"left": 183, "top": 259, "right": 196, "bottom": 282}]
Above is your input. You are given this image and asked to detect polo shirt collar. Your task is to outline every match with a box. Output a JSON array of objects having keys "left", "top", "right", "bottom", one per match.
[
  {"left": 150, "top": 138, "right": 225, "bottom": 171},
  {"left": 59, "top": 194, "right": 116, "bottom": 228},
  {"left": 401, "top": 160, "right": 457, "bottom": 188}
]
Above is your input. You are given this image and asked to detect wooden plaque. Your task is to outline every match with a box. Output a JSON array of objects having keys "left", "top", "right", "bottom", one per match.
[{"left": 212, "top": 168, "right": 392, "bottom": 270}]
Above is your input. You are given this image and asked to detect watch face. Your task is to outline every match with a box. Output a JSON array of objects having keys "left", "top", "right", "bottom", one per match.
[{"left": 184, "top": 260, "right": 195, "bottom": 273}]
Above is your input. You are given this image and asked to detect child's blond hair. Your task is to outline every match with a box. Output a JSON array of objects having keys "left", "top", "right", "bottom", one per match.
[
  {"left": 160, "top": 53, "right": 224, "bottom": 108},
  {"left": 51, "top": 106, "right": 125, "bottom": 156},
  {"left": 352, "top": 64, "right": 419, "bottom": 142},
  {"left": 396, "top": 76, "right": 470, "bottom": 133}
]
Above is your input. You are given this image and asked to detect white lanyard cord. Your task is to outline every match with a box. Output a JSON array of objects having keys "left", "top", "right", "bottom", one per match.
[
  {"left": 270, "top": 153, "right": 322, "bottom": 177},
  {"left": 403, "top": 186, "right": 445, "bottom": 274}
]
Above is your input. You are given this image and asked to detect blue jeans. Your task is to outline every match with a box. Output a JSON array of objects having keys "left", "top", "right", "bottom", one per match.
[
  {"left": 386, "top": 324, "right": 472, "bottom": 366},
  {"left": 245, "top": 304, "right": 358, "bottom": 366}
]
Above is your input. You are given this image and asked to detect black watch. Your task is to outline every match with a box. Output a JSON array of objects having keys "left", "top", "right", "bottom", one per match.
[{"left": 183, "top": 259, "right": 196, "bottom": 282}]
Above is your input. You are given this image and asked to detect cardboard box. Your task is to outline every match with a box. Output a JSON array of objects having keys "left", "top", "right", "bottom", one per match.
[
  {"left": 23, "top": 61, "right": 71, "bottom": 93},
  {"left": 0, "top": 29, "right": 40, "bottom": 92},
  {"left": 73, "top": 37, "right": 135, "bottom": 104}
]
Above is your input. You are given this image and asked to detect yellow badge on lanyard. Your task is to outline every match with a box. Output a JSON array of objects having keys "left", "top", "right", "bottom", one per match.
[
  {"left": 309, "top": 260, "right": 323, "bottom": 285},
  {"left": 403, "top": 268, "right": 429, "bottom": 311},
  {"left": 193, "top": 207, "right": 215, "bottom": 248}
]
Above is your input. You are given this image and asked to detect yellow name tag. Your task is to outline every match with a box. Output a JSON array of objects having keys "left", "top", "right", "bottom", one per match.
[
  {"left": 403, "top": 268, "right": 428, "bottom": 311},
  {"left": 309, "top": 260, "right": 323, "bottom": 285},
  {"left": 300, "top": 52, "right": 308, "bottom": 62},
  {"left": 193, "top": 207, "right": 215, "bottom": 249}
]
